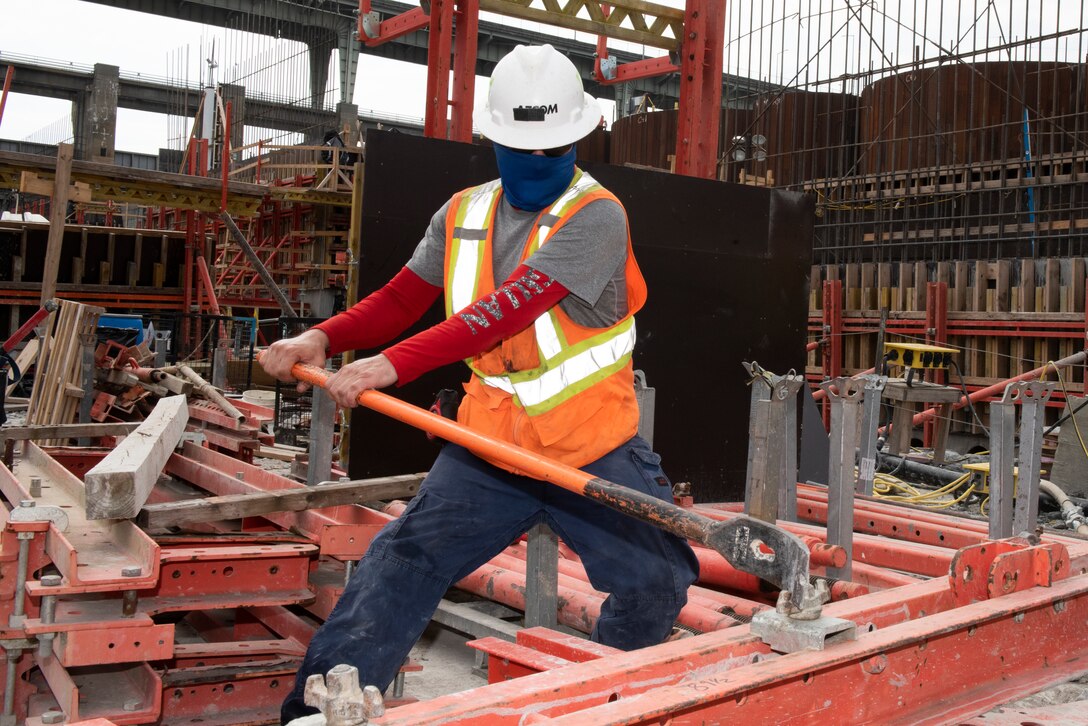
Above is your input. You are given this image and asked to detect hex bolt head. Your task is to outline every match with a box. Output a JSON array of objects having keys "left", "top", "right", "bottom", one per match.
[
  {"left": 121, "top": 566, "right": 143, "bottom": 578},
  {"left": 40, "top": 711, "right": 65, "bottom": 724},
  {"left": 122, "top": 699, "right": 142, "bottom": 712},
  {"left": 41, "top": 575, "right": 63, "bottom": 587},
  {"left": 19, "top": 499, "right": 34, "bottom": 508}
]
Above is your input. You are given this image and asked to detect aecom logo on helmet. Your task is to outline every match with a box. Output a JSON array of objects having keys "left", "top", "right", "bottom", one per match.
[{"left": 513, "top": 104, "right": 558, "bottom": 122}]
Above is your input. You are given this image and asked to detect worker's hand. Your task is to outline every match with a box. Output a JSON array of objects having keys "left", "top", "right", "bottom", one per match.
[
  {"left": 325, "top": 354, "right": 399, "bottom": 408},
  {"left": 261, "top": 329, "right": 329, "bottom": 393}
]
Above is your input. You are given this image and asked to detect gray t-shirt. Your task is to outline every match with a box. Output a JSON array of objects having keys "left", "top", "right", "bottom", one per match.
[{"left": 406, "top": 191, "right": 629, "bottom": 328}]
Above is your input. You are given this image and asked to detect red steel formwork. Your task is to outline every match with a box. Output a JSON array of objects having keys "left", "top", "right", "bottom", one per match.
[
  {"left": 3, "top": 432, "right": 1088, "bottom": 724},
  {"left": 810, "top": 278, "right": 1088, "bottom": 438}
]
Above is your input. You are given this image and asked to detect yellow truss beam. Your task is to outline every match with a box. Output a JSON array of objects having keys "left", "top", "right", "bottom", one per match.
[{"left": 478, "top": 0, "right": 683, "bottom": 51}]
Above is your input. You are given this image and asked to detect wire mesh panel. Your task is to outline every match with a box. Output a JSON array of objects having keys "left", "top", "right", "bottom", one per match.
[
  {"left": 272, "top": 317, "right": 336, "bottom": 447},
  {"left": 175, "top": 315, "right": 258, "bottom": 392}
]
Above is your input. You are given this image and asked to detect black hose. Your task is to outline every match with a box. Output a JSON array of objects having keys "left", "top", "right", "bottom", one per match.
[{"left": 875, "top": 451, "right": 964, "bottom": 487}]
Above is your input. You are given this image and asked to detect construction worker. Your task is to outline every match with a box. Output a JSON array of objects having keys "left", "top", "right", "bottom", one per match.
[{"left": 264, "top": 44, "right": 699, "bottom": 723}]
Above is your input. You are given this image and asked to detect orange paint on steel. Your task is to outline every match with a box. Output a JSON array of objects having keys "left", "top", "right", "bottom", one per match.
[
  {"left": 286, "top": 360, "right": 598, "bottom": 497},
  {"left": 0, "top": 66, "right": 14, "bottom": 128}
]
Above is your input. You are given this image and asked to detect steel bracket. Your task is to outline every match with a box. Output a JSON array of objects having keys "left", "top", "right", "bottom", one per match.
[
  {"left": 361, "top": 11, "right": 382, "bottom": 39},
  {"left": 949, "top": 538, "right": 1070, "bottom": 605},
  {"left": 750, "top": 609, "right": 857, "bottom": 653},
  {"left": 8, "top": 501, "right": 69, "bottom": 532}
]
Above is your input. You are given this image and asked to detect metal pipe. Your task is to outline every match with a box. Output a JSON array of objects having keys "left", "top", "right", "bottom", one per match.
[
  {"left": 910, "top": 351, "right": 1087, "bottom": 428},
  {"left": 2, "top": 300, "right": 57, "bottom": 353},
  {"left": 1040, "top": 479, "right": 1088, "bottom": 536},
  {"left": 177, "top": 364, "right": 246, "bottom": 423},
  {"left": 693, "top": 504, "right": 953, "bottom": 577},
  {"left": 38, "top": 595, "right": 57, "bottom": 657},
  {"left": 0, "top": 65, "right": 14, "bottom": 129},
  {"left": 875, "top": 452, "right": 964, "bottom": 487},
  {"left": 792, "top": 494, "right": 982, "bottom": 555},
  {"left": 492, "top": 551, "right": 752, "bottom": 632},
  {"left": 9, "top": 532, "right": 32, "bottom": 626},
  {"left": 2, "top": 649, "right": 18, "bottom": 718}
]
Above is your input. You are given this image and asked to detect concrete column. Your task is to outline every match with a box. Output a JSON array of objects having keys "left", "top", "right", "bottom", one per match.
[
  {"left": 338, "top": 24, "right": 360, "bottom": 106},
  {"left": 75, "top": 63, "right": 119, "bottom": 162},
  {"left": 336, "top": 102, "right": 360, "bottom": 146},
  {"left": 218, "top": 83, "right": 246, "bottom": 151},
  {"left": 307, "top": 36, "right": 334, "bottom": 111}
]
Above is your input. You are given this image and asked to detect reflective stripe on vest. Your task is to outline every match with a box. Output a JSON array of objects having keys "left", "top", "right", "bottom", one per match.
[
  {"left": 448, "top": 179, "right": 502, "bottom": 314},
  {"left": 446, "top": 171, "right": 636, "bottom": 415}
]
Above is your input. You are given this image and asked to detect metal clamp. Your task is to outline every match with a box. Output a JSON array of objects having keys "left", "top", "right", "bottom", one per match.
[
  {"left": 303, "top": 664, "right": 385, "bottom": 726},
  {"left": 9, "top": 501, "right": 69, "bottom": 532}
]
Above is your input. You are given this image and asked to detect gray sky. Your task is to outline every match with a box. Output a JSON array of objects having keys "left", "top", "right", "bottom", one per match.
[
  {"left": 0, "top": 0, "right": 623, "bottom": 153},
  {"left": 2, "top": 0, "right": 1083, "bottom": 154}
]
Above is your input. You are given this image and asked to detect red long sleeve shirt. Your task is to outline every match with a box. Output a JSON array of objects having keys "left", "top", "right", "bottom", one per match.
[{"left": 313, "top": 265, "right": 568, "bottom": 386}]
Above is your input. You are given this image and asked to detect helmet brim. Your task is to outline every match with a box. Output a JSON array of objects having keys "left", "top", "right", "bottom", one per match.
[{"left": 473, "top": 92, "right": 604, "bottom": 150}]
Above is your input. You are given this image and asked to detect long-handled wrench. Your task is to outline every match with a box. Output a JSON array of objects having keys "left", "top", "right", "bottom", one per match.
[{"left": 277, "top": 359, "right": 816, "bottom": 607}]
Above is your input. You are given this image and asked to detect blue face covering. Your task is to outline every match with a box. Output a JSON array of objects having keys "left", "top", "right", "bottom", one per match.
[{"left": 493, "top": 144, "right": 577, "bottom": 212}]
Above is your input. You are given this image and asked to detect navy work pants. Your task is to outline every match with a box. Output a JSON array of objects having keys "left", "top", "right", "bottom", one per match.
[{"left": 281, "top": 436, "right": 699, "bottom": 723}]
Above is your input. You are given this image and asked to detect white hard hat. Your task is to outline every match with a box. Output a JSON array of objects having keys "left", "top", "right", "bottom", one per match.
[{"left": 474, "top": 44, "right": 603, "bottom": 150}]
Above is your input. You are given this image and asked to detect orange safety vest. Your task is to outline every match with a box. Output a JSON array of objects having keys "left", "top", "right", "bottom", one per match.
[{"left": 443, "top": 169, "right": 648, "bottom": 470}]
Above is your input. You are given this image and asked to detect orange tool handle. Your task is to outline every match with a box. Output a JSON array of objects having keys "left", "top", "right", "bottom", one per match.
[
  {"left": 277, "top": 358, "right": 817, "bottom": 604},
  {"left": 287, "top": 360, "right": 593, "bottom": 497}
]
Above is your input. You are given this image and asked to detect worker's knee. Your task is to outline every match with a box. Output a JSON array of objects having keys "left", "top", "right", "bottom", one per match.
[{"left": 592, "top": 592, "right": 688, "bottom": 650}]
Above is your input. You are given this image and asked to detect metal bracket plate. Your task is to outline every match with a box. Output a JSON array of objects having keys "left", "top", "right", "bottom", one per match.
[{"left": 750, "top": 610, "right": 858, "bottom": 653}]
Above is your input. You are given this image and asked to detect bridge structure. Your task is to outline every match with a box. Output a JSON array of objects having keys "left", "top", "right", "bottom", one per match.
[{"left": 3, "top": 0, "right": 778, "bottom": 170}]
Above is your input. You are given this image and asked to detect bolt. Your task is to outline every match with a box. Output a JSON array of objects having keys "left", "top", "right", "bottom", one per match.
[
  {"left": 40, "top": 711, "right": 65, "bottom": 724},
  {"left": 122, "top": 699, "right": 141, "bottom": 712},
  {"left": 29, "top": 477, "right": 41, "bottom": 497},
  {"left": 41, "top": 575, "right": 62, "bottom": 587},
  {"left": 19, "top": 500, "right": 33, "bottom": 508},
  {"left": 235, "top": 472, "right": 245, "bottom": 480},
  {"left": 121, "top": 566, "right": 142, "bottom": 578}
]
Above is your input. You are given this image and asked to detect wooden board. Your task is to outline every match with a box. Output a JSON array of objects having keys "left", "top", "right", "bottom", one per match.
[
  {"left": 5, "top": 338, "right": 38, "bottom": 396},
  {"left": 84, "top": 395, "right": 189, "bottom": 520},
  {"left": 137, "top": 473, "right": 425, "bottom": 529}
]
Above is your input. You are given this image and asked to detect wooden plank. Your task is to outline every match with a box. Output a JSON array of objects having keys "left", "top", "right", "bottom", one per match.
[
  {"left": 19, "top": 170, "right": 92, "bottom": 203},
  {"left": 137, "top": 473, "right": 425, "bottom": 529},
  {"left": 41, "top": 144, "right": 74, "bottom": 305},
  {"left": 0, "top": 422, "right": 140, "bottom": 444},
  {"left": 5, "top": 338, "right": 38, "bottom": 396},
  {"left": 994, "top": 260, "right": 1011, "bottom": 312},
  {"left": 913, "top": 261, "right": 928, "bottom": 311},
  {"left": 860, "top": 262, "right": 875, "bottom": 310},
  {"left": 953, "top": 261, "right": 969, "bottom": 312},
  {"left": 894, "top": 262, "right": 912, "bottom": 311},
  {"left": 84, "top": 395, "right": 189, "bottom": 520},
  {"left": 256, "top": 445, "right": 299, "bottom": 462},
  {"left": 1015, "top": 258, "right": 1033, "bottom": 313},
  {"left": 877, "top": 263, "right": 892, "bottom": 310},
  {"left": 1072, "top": 258, "right": 1086, "bottom": 313},
  {"left": 1044, "top": 258, "right": 1061, "bottom": 313}
]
